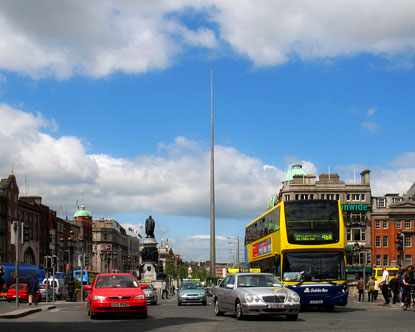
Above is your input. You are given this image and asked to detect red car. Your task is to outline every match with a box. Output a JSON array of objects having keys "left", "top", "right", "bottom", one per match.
[
  {"left": 7, "top": 283, "right": 41, "bottom": 303},
  {"left": 86, "top": 273, "right": 147, "bottom": 319}
]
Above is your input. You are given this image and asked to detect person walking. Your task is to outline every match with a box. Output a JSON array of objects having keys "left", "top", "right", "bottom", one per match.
[
  {"left": 402, "top": 265, "right": 415, "bottom": 310},
  {"left": 357, "top": 276, "right": 365, "bottom": 302},
  {"left": 367, "top": 277, "right": 376, "bottom": 302},
  {"left": 379, "top": 267, "right": 390, "bottom": 305},
  {"left": 390, "top": 273, "right": 401, "bottom": 304},
  {"left": 28, "top": 275, "right": 39, "bottom": 306},
  {"left": 161, "top": 280, "right": 169, "bottom": 300}
]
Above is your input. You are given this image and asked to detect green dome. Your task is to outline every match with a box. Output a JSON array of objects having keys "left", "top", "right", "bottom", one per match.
[
  {"left": 285, "top": 164, "right": 306, "bottom": 181},
  {"left": 74, "top": 205, "right": 92, "bottom": 218}
]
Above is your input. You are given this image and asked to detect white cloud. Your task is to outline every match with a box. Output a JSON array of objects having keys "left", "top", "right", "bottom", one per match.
[
  {"left": 367, "top": 108, "right": 377, "bottom": 117},
  {"left": 0, "top": 105, "right": 285, "bottom": 220},
  {"left": 209, "top": 0, "right": 415, "bottom": 66},
  {"left": 1, "top": 1, "right": 415, "bottom": 78}
]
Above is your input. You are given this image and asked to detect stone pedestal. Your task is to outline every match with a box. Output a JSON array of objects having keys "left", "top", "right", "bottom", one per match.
[{"left": 141, "top": 237, "right": 158, "bottom": 282}]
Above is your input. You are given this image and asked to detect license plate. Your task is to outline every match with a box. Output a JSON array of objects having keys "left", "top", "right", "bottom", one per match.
[
  {"left": 111, "top": 303, "right": 129, "bottom": 307},
  {"left": 309, "top": 300, "right": 323, "bottom": 304},
  {"left": 268, "top": 303, "right": 284, "bottom": 309}
]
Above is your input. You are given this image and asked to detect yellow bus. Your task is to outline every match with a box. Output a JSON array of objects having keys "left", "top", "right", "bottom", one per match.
[{"left": 245, "top": 200, "right": 348, "bottom": 308}]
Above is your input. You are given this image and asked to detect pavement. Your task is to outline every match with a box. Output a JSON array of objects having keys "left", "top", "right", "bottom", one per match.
[
  {"left": 0, "top": 301, "right": 56, "bottom": 318},
  {"left": 0, "top": 296, "right": 415, "bottom": 331}
]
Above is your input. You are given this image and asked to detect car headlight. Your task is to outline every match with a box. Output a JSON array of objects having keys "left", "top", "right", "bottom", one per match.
[
  {"left": 134, "top": 295, "right": 146, "bottom": 300},
  {"left": 93, "top": 295, "right": 106, "bottom": 302},
  {"left": 245, "top": 294, "right": 261, "bottom": 303},
  {"left": 286, "top": 292, "right": 300, "bottom": 303}
]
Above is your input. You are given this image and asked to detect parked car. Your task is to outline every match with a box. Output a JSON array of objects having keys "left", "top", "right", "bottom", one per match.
[
  {"left": 212, "top": 273, "right": 300, "bottom": 320},
  {"left": 7, "top": 283, "right": 41, "bottom": 303},
  {"left": 177, "top": 283, "right": 207, "bottom": 306},
  {"left": 141, "top": 283, "right": 158, "bottom": 305},
  {"left": 86, "top": 273, "right": 147, "bottom": 319}
]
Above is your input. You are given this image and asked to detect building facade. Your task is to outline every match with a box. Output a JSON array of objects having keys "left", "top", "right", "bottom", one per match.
[
  {"left": 372, "top": 191, "right": 415, "bottom": 268},
  {"left": 278, "top": 165, "right": 372, "bottom": 267},
  {"left": 92, "top": 218, "right": 133, "bottom": 273}
]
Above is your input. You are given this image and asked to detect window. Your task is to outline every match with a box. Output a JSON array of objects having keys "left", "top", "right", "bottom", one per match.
[
  {"left": 377, "top": 198, "right": 386, "bottom": 208},
  {"left": 350, "top": 228, "right": 365, "bottom": 241},
  {"left": 310, "top": 194, "right": 314, "bottom": 200},
  {"left": 383, "top": 255, "right": 388, "bottom": 266},
  {"left": 383, "top": 220, "right": 388, "bottom": 229},
  {"left": 405, "top": 221, "right": 411, "bottom": 229},
  {"left": 383, "top": 236, "right": 388, "bottom": 247},
  {"left": 295, "top": 194, "right": 299, "bottom": 200},
  {"left": 375, "top": 236, "right": 381, "bottom": 248},
  {"left": 346, "top": 229, "right": 351, "bottom": 241},
  {"left": 352, "top": 194, "right": 360, "bottom": 201},
  {"left": 396, "top": 221, "right": 402, "bottom": 229},
  {"left": 404, "top": 236, "right": 412, "bottom": 248},
  {"left": 376, "top": 255, "right": 381, "bottom": 266},
  {"left": 375, "top": 220, "right": 381, "bottom": 229},
  {"left": 284, "top": 195, "right": 290, "bottom": 201},
  {"left": 346, "top": 193, "right": 350, "bottom": 201},
  {"left": 336, "top": 194, "right": 340, "bottom": 201},
  {"left": 404, "top": 255, "right": 412, "bottom": 266},
  {"left": 361, "top": 194, "right": 365, "bottom": 201},
  {"left": 321, "top": 194, "right": 325, "bottom": 200}
]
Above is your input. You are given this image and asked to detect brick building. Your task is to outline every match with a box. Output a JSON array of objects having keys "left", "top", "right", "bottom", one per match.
[{"left": 372, "top": 190, "right": 415, "bottom": 268}]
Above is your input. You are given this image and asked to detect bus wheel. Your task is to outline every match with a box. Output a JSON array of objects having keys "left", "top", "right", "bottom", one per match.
[{"left": 325, "top": 305, "right": 335, "bottom": 312}]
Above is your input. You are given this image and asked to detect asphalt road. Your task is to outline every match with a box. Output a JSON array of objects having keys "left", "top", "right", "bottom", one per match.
[{"left": 1, "top": 297, "right": 415, "bottom": 332}]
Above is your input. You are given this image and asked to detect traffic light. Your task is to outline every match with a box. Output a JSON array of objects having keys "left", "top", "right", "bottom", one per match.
[
  {"left": 396, "top": 233, "right": 404, "bottom": 250},
  {"left": 23, "top": 224, "right": 30, "bottom": 242}
]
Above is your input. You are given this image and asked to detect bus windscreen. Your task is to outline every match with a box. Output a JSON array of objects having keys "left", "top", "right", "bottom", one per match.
[
  {"left": 285, "top": 200, "right": 339, "bottom": 244},
  {"left": 283, "top": 252, "right": 345, "bottom": 281}
]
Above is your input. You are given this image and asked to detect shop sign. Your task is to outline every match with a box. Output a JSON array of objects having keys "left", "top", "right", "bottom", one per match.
[{"left": 341, "top": 203, "right": 369, "bottom": 212}]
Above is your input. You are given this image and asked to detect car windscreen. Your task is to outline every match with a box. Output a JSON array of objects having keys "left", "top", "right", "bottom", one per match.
[
  {"left": 285, "top": 200, "right": 339, "bottom": 244},
  {"left": 283, "top": 252, "right": 345, "bottom": 281},
  {"left": 237, "top": 274, "right": 279, "bottom": 288},
  {"left": 95, "top": 275, "right": 139, "bottom": 289}
]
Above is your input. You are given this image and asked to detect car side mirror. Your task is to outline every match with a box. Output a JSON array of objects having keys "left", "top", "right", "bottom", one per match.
[{"left": 226, "top": 284, "right": 234, "bottom": 289}]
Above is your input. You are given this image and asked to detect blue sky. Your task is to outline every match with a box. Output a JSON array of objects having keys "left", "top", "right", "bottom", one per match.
[{"left": 1, "top": 1, "right": 415, "bottom": 261}]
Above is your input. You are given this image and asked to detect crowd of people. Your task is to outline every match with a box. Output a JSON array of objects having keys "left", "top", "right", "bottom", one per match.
[{"left": 355, "top": 265, "right": 415, "bottom": 310}]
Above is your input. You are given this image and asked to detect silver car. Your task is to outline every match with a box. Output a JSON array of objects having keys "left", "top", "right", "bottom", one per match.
[{"left": 212, "top": 273, "right": 300, "bottom": 320}]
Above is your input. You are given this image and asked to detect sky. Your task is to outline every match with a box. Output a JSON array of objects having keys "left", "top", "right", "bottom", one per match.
[{"left": 1, "top": 1, "right": 415, "bottom": 262}]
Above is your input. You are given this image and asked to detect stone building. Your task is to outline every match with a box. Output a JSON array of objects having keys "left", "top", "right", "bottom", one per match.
[
  {"left": 0, "top": 174, "right": 19, "bottom": 263},
  {"left": 371, "top": 188, "right": 415, "bottom": 268},
  {"left": 92, "top": 218, "right": 130, "bottom": 273},
  {"left": 278, "top": 164, "right": 372, "bottom": 267}
]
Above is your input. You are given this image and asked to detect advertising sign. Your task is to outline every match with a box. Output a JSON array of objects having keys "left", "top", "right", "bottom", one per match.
[{"left": 252, "top": 238, "right": 272, "bottom": 258}]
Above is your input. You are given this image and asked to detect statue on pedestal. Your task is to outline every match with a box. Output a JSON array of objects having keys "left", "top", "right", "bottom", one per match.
[{"left": 145, "top": 216, "right": 155, "bottom": 238}]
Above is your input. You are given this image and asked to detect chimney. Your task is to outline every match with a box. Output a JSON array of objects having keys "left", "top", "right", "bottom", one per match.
[{"left": 360, "top": 169, "right": 370, "bottom": 185}]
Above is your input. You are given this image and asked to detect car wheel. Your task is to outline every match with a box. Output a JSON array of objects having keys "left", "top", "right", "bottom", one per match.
[
  {"left": 286, "top": 314, "right": 298, "bottom": 321},
  {"left": 140, "top": 311, "right": 148, "bottom": 319},
  {"left": 178, "top": 301, "right": 182, "bottom": 306},
  {"left": 214, "top": 299, "right": 223, "bottom": 316},
  {"left": 235, "top": 300, "right": 244, "bottom": 320},
  {"left": 202, "top": 300, "right": 207, "bottom": 306},
  {"left": 325, "top": 305, "right": 335, "bottom": 312}
]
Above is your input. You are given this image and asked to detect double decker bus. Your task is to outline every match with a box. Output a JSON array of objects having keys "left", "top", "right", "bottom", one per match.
[{"left": 245, "top": 200, "right": 348, "bottom": 309}]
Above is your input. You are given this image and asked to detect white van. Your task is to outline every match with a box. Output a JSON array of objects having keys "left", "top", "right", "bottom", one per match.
[{"left": 42, "top": 278, "right": 65, "bottom": 299}]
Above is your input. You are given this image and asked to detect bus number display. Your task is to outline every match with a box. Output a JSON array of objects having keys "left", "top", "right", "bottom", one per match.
[{"left": 293, "top": 233, "right": 333, "bottom": 242}]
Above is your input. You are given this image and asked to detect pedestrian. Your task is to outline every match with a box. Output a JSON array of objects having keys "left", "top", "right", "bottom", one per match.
[
  {"left": 357, "top": 276, "right": 364, "bottom": 302},
  {"left": 367, "top": 277, "right": 376, "bottom": 302},
  {"left": 374, "top": 278, "right": 380, "bottom": 301},
  {"left": 379, "top": 267, "right": 390, "bottom": 305},
  {"left": 171, "top": 284, "right": 175, "bottom": 296},
  {"left": 27, "top": 275, "right": 39, "bottom": 306},
  {"left": 389, "top": 274, "right": 401, "bottom": 304},
  {"left": 402, "top": 265, "right": 415, "bottom": 310},
  {"left": 162, "top": 280, "right": 169, "bottom": 299}
]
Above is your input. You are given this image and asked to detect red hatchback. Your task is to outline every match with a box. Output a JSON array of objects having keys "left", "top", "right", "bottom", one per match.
[
  {"left": 87, "top": 273, "right": 147, "bottom": 319},
  {"left": 7, "top": 283, "right": 40, "bottom": 303}
]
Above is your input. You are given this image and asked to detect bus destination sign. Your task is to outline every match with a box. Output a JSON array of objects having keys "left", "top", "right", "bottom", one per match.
[{"left": 293, "top": 233, "right": 333, "bottom": 242}]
